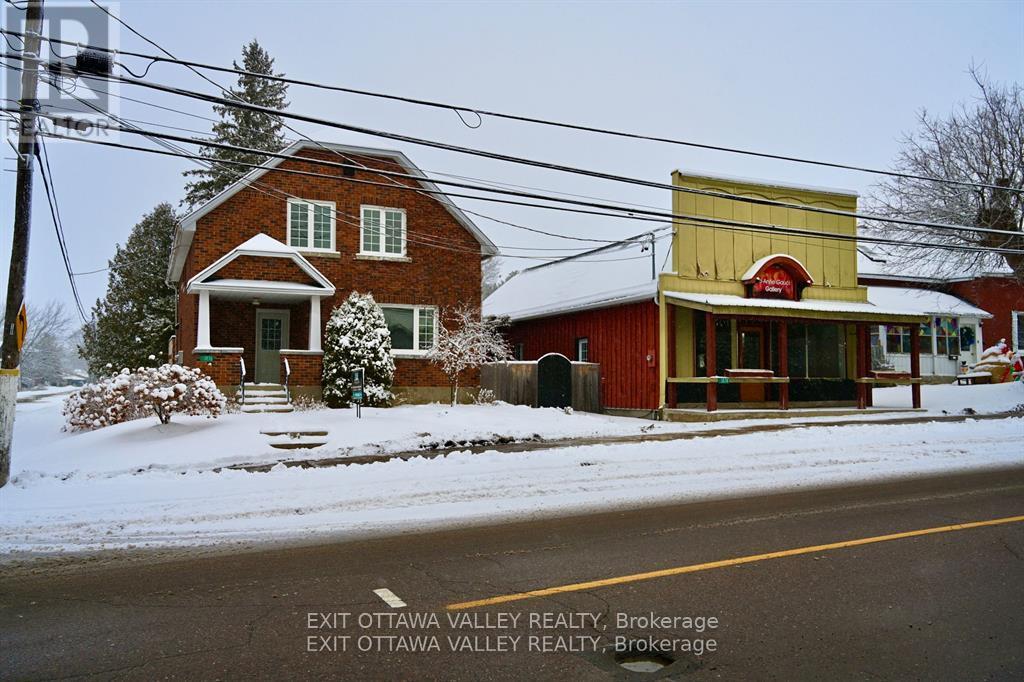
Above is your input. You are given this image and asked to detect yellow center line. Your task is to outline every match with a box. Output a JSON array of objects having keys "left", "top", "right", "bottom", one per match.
[{"left": 446, "top": 514, "right": 1024, "bottom": 611}]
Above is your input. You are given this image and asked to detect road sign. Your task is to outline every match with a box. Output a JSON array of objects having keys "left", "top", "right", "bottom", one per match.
[{"left": 15, "top": 304, "right": 27, "bottom": 351}]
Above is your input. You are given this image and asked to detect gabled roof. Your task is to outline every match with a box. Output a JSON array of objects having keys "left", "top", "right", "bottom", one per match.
[
  {"left": 483, "top": 231, "right": 672, "bottom": 321},
  {"left": 186, "top": 233, "right": 335, "bottom": 296},
  {"left": 168, "top": 141, "right": 498, "bottom": 282},
  {"left": 866, "top": 286, "right": 991, "bottom": 319}
]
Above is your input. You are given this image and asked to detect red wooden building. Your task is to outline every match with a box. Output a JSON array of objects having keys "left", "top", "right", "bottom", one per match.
[{"left": 484, "top": 234, "right": 670, "bottom": 416}]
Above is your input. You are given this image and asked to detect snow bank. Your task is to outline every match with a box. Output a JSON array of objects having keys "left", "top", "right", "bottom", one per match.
[
  {"left": 2, "top": 417, "right": 1020, "bottom": 554},
  {"left": 0, "top": 382, "right": 1022, "bottom": 554}
]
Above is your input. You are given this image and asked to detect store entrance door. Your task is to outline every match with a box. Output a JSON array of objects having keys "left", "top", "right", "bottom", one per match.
[{"left": 738, "top": 324, "right": 766, "bottom": 402}]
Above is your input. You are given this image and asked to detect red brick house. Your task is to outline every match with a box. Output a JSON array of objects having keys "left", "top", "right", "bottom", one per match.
[{"left": 167, "top": 141, "right": 497, "bottom": 402}]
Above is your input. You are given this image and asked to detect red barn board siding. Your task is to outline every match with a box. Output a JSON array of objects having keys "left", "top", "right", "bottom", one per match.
[{"left": 507, "top": 301, "right": 660, "bottom": 410}]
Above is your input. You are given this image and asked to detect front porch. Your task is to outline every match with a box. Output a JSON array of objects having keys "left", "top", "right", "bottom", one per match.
[
  {"left": 659, "top": 292, "right": 929, "bottom": 414},
  {"left": 186, "top": 234, "right": 335, "bottom": 398}
]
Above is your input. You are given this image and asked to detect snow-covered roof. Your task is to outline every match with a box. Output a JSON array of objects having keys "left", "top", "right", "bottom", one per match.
[
  {"left": 483, "top": 232, "right": 672, "bottom": 321},
  {"left": 866, "top": 286, "right": 991, "bottom": 319},
  {"left": 664, "top": 291, "right": 926, "bottom": 321},
  {"left": 168, "top": 141, "right": 498, "bottom": 282},
  {"left": 187, "top": 233, "right": 335, "bottom": 296},
  {"left": 674, "top": 169, "right": 859, "bottom": 198},
  {"left": 740, "top": 253, "right": 813, "bottom": 283}
]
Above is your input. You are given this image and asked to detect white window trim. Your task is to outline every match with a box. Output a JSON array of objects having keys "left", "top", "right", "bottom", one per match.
[
  {"left": 287, "top": 198, "right": 337, "bottom": 253},
  {"left": 381, "top": 304, "right": 437, "bottom": 356},
  {"left": 1013, "top": 310, "right": 1024, "bottom": 351},
  {"left": 359, "top": 205, "right": 407, "bottom": 259},
  {"left": 576, "top": 337, "right": 589, "bottom": 362}
]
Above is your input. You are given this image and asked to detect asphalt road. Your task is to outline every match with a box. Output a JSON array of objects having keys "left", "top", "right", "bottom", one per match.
[{"left": 3, "top": 467, "right": 1023, "bottom": 680}]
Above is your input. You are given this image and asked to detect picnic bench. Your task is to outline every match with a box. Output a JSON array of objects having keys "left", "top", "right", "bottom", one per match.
[{"left": 956, "top": 372, "right": 992, "bottom": 386}]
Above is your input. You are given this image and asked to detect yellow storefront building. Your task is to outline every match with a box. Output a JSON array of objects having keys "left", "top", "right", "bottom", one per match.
[{"left": 659, "top": 171, "right": 926, "bottom": 413}]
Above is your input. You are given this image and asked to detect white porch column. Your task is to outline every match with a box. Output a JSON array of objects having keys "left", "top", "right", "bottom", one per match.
[
  {"left": 308, "top": 295, "right": 321, "bottom": 351},
  {"left": 197, "top": 289, "right": 211, "bottom": 349}
]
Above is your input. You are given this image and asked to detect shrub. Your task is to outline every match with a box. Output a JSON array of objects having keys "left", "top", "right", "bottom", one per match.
[
  {"left": 63, "top": 364, "right": 225, "bottom": 430},
  {"left": 322, "top": 292, "right": 395, "bottom": 407}
]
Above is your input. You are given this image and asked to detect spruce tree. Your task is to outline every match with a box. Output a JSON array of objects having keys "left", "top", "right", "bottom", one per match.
[
  {"left": 79, "top": 204, "right": 177, "bottom": 376},
  {"left": 182, "top": 40, "right": 289, "bottom": 208},
  {"left": 322, "top": 292, "right": 395, "bottom": 408}
]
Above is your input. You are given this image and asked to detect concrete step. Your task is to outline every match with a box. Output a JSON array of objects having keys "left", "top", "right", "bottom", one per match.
[
  {"left": 241, "top": 404, "right": 294, "bottom": 414},
  {"left": 268, "top": 440, "right": 328, "bottom": 450},
  {"left": 261, "top": 430, "right": 329, "bottom": 437},
  {"left": 244, "top": 383, "right": 285, "bottom": 392},
  {"left": 243, "top": 396, "right": 290, "bottom": 405}
]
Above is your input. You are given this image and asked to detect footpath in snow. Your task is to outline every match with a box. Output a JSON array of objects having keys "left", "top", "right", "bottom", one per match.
[{"left": 0, "top": 383, "right": 1021, "bottom": 555}]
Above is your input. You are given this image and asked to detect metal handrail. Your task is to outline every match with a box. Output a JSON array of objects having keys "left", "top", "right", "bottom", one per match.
[
  {"left": 239, "top": 357, "right": 246, "bottom": 403},
  {"left": 283, "top": 357, "right": 291, "bottom": 404}
]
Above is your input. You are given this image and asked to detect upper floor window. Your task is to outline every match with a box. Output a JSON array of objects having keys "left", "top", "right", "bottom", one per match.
[
  {"left": 288, "top": 199, "right": 335, "bottom": 252},
  {"left": 361, "top": 206, "right": 406, "bottom": 258}
]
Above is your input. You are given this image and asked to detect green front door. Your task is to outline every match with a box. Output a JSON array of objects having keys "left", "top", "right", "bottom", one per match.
[{"left": 255, "top": 310, "right": 289, "bottom": 384}]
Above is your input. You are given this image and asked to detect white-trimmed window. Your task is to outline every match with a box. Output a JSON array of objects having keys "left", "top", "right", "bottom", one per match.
[
  {"left": 288, "top": 199, "right": 335, "bottom": 252},
  {"left": 576, "top": 337, "right": 589, "bottom": 362},
  {"left": 381, "top": 305, "right": 436, "bottom": 354},
  {"left": 1014, "top": 311, "right": 1024, "bottom": 350},
  {"left": 360, "top": 206, "right": 406, "bottom": 257}
]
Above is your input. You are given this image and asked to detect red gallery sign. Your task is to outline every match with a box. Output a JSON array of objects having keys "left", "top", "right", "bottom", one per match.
[{"left": 751, "top": 266, "right": 796, "bottom": 300}]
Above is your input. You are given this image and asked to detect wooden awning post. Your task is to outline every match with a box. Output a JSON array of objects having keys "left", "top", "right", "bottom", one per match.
[
  {"left": 909, "top": 324, "right": 922, "bottom": 409},
  {"left": 706, "top": 312, "right": 717, "bottom": 412},
  {"left": 777, "top": 321, "right": 789, "bottom": 410},
  {"left": 856, "top": 323, "right": 868, "bottom": 410},
  {"left": 666, "top": 305, "right": 677, "bottom": 409}
]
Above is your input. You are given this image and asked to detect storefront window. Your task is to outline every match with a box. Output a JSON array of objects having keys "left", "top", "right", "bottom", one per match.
[
  {"left": 935, "top": 317, "right": 959, "bottom": 356},
  {"left": 786, "top": 323, "right": 845, "bottom": 378},
  {"left": 807, "top": 324, "right": 845, "bottom": 377},
  {"left": 694, "top": 313, "right": 733, "bottom": 376},
  {"left": 787, "top": 324, "right": 808, "bottom": 378},
  {"left": 885, "top": 325, "right": 911, "bottom": 353},
  {"left": 919, "top": 321, "right": 933, "bottom": 354}
]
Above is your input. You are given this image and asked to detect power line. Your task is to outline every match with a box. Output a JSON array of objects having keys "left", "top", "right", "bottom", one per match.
[
  {"left": 37, "top": 114, "right": 1021, "bottom": 252},
  {"left": 8, "top": 53, "right": 1016, "bottom": 242},
  {"left": 36, "top": 128, "right": 1024, "bottom": 259},
  {"left": 6, "top": 25, "right": 1018, "bottom": 195},
  {"left": 36, "top": 136, "right": 88, "bottom": 321},
  {"left": 44, "top": 64, "right": 1022, "bottom": 242},
  {"left": 60, "top": 9, "right": 609, "bottom": 261}
]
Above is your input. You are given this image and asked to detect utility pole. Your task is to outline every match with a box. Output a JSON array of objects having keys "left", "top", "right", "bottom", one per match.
[{"left": 0, "top": 0, "right": 45, "bottom": 488}]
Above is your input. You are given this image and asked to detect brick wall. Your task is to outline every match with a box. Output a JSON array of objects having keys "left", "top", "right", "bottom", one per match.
[
  {"left": 194, "top": 350, "right": 242, "bottom": 386},
  {"left": 212, "top": 255, "right": 316, "bottom": 285},
  {"left": 176, "top": 149, "right": 483, "bottom": 393},
  {"left": 280, "top": 352, "right": 323, "bottom": 387}
]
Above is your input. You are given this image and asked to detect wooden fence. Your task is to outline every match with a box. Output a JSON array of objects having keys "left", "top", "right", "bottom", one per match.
[{"left": 481, "top": 355, "right": 601, "bottom": 412}]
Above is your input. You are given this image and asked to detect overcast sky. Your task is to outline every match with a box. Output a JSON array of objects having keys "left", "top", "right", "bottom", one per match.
[{"left": 2, "top": 0, "right": 1022, "bottom": 321}]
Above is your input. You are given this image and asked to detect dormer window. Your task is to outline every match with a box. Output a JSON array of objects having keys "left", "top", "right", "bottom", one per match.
[
  {"left": 360, "top": 206, "right": 406, "bottom": 258},
  {"left": 288, "top": 199, "right": 336, "bottom": 252}
]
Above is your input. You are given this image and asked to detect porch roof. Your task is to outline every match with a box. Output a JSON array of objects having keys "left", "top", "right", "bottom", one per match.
[
  {"left": 186, "top": 233, "right": 336, "bottom": 299},
  {"left": 192, "top": 279, "right": 333, "bottom": 301},
  {"left": 664, "top": 290, "right": 927, "bottom": 323}
]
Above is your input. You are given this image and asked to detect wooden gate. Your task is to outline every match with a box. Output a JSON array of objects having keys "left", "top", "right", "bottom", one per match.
[
  {"left": 537, "top": 353, "right": 572, "bottom": 408},
  {"left": 481, "top": 358, "right": 601, "bottom": 411}
]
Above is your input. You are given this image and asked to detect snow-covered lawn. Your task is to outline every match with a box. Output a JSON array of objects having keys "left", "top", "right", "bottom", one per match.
[{"left": 1, "top": 382, "right": 1021, "bottom": 555}]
